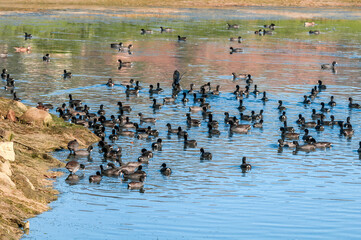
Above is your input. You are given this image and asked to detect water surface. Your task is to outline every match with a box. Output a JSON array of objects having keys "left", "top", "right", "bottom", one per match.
[{"left": 0, "top": 8, "right": 360, "bottom": 239}]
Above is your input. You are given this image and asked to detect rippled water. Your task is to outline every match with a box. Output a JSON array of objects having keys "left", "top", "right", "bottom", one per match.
[{"left": 1, "top": 8, "right": 360, "bottom": 239}]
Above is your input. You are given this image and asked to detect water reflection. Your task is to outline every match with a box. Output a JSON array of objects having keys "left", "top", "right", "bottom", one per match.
[{"left": 3, "top": 10, "right": 359, "bottom": 240}]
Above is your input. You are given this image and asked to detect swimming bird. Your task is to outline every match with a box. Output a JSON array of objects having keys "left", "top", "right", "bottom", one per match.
[
  {"left": 178, "top": 36, "right": 186, "bottom": 41},
  {"left": 230, "top": 47, "right": 243, "bottom": 53},
  {"left": 128, "top": 176, "right": 145, "bottom": 189},
  {"left": 348, "top": 97, "right": 360, "bottom": 108},
  {"left": 184, "top": 132, "right": 197, "bottom": 148},
  {"left": 24, "top": 32, "right": 32, "bottom": 39},
  {"left": 67, "top": 139, "right": 79, "bottom": 154},
  {"left": 328, "top": 96, "right": 336, "bottom": 107},
  {"left": 293, "top": 141, "right": 316, "bottom": 152},
  {"left": 138, "top": 113, "right": 156, "bottom": 123},
  {"left": 106, "top": 78, "right": 114, "bottom": 87},
  {"left": 200, "top": 148, "right": 212, "bottom": 160},
  {"left": 240, "top": 157, "right": 251, "bottom": 170},
  {"left": 321, "top": 61, "right": 337, "bottom": 70},
  {"left": 160, "top": 163, "right": 172, "bottom": 176},
  {"left": 141, "top": 29, "right": 153, "bottom": 34},
  {"left": 152, "top": 138, "right": 163, "bottom": 151},
  {"left": 309, "top": 30, "right": 320, "bottom": 35},
  {"left": 227, "top": 23, "right": 239, "bottom": 29},
  {"left": 89, "top": 171, "right": 102, "bottom": 183},
  {"left": 63, "top": 70, "right": 72, "bottom": 78},
  {"left": 43, "top": 54, "right": 50, "bottom": 62},
  {"left": 118, "top": 59, "right": 132, "bottom": 67},
  {"left": 65, "top": 160, "right": 85, "bottom": 174},
  {"left": 74, "top": 145, "right": 93, "bottom": 156},
  {"left": 230, "top": 36, "right": 242, "bottom": 43},
  {"left": 160, "top": 27, "right": 173, "bottom": 33}
]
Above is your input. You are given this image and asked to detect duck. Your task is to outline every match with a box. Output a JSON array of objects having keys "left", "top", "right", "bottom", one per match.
[
  {"left": 43, "top": 53, "right": 50, "bottom": 62},
  {"left": 124, "top": 166, "right": 147, "bottom": 180},
  {"left": 315, "top": 120, "right": 324, "bottom": 131},
  {"left": 141, "top": 29, "right": 153, "bottom": 34},
  {"left": 230, "top": 47, "right": 243, "bottom": 53},
  {"left": 166, "top": 123, "right": 179, "bottom": 134},
  {"left": 186, "top": 113, "right": 201, "bottom": 126},
  {"left": 24, "top": 32, "right": 32, "bottom": 39},
  {"left": 68, "top": 94, "right": 82, "bottom": 107},
  {"left": 89, "top": 171, "right": 102, "bottom": 183},
  {"left": 178, "top": 35, "right": 186, "bottom": 41},
  {"left": 100, "top": 164, "right": 120, "bottom": 177},
  {"left": 312, "top": 141, "right": 332, "bottom": 148},
  {"left": 280, "top": 127, "right": 299, "bottom": 140},
  {"left": 230, "top": 36, "right": 242, "bottom": 43},
  {"left": 128, "top": 176, "right": 145, "bottom": 189},
  {"left": 302, "top": 129, "right": 314, "bottom": 142},
  {"left": 211, "top": 85, "right": 220, "bottom": 95},
  {"left": 141, "top": 148, "right": 153, "bottom": 158},
  {"left": 358, "top": 142, "right": 361, "bottom": 153},
  {"left": 261, "top": 92, "right": 269, "bottom": 101},
  {"left": 229, "top": 121, "right": 250, "bottom": 134},
  {"left": 301, "top": 120, "right": 317, "bottom": 128},
  {"left": 224, "top": 112, "right": 238, "bottom": 124},
  {"left": 200, "top": 148, "right": 212, "bottom": 160},
  {"left": 208, "top": 123, "right": 221, "bottom": 136},
  {"left": 163, "top": 94, "right": 177, "bottom": 104},
  {"left": 279, "top": 112, "right": 287, "bottom": 122},
  {"left": 208, "top": 114, "right": 219, "bottom": 128},
  {"left": 149, "top": 85, "right": 161, "bottom": 94},
  {"left": 74, "top": 145, "right": 93, "bottom": 156},
  {"left": 63, "top": 70, "right": 72, "bottom": 78},
  {"left": 311, "top": 109, "right": 324, "bottom": 119},
  {"left": 343, "top": 117, "right": 352, "bottom": 129},
  {"left": 240, "top": 157, "right": 251, "bottom": 170},
  {"left": 339, "top": 122, "right": 354, "bottom": 137},
  {"left": 177, "top": 127, "right": 187, "bottom": 138},
  {"left": 1, "top": 69, "right": 7, "bottom": 79},
  {"left": 283, "top": 121, "right": 294, "bottom": 133},
  {"left": 278, "top": 139, "right": 296, "bottom": 148},
  {"left": 118, "top": 59, "right": 132, "bottom": 67},
  {"left": 237, "top": 100, "right": 246, "bottom": 111},
  {"left": 119, "top": 44, "right": 133, "bottom": 52},
  {"left": 251, "top": 110, "right": 263, "bottom": 121},
  {"left": 303, "top": 95, "right": 311, "bottom": 104},
  {"left": 65, "top": 160, "right": 85, "bottom": 174},
  {"left": 253, "top": 119, "right": 263, "bottom": 128},
  {"left": 317, "top": 80, "right": 326, "bottom": 90},
  {"left": 189, "top": 105, "right": 203, "bottom": 112},
  {"left": 108, "top": 129, "right": 118, "bottom": 141},
  {"left": 321, "top": 61, "right": 337, "bottom": 70},
  {"left": 117, "top": 101, "right": 131, "bottom": 112},
  {"left": 277, "top": 100, "right": 286, "bottom": 111},
  {"left": 320, "top": 102, "right": 330, "bottom": 113},
  {"left": 138, "top": 113, "right": 156, "bottom": 123},
  {"left": 110, "top": 42, "right": 123, "bottom": 48},
  {"left": 14, "top": 46, "right": 31, "bottom": 52},
  {"left": 309, "top": 30, "right": 320, "bottom": 35},
  {"left": 67, "top": 139, "right": 79, "bottom": 154},
  {"left": 348, "top": 97, "right": 360, "bottom": 108},
  {"left": 304, "top": 22, "right": 315, "bottom": 27},
  {"left": 240, "top": 113, "right": 252, "bottom": 121},
  {"left": 184, "top": 132, "right": 197, "bottom": 148},
  {"left": 160, "top": 163, "right": 172, "bottom": 176},
  {"left": 293, "top": 141, "right": 316, "bottom": 152},
  {"left": 296, "top": 114, "right": 305, "bottom": 125},
  {"left": 328, "top": 96, "right": 336, "bottom": 107},
  {"left": 255, "top": 29, "right": 263, "bottom": 35},
  {"left": 320, "top": 115, "right": 336, "bottom": 126},
  {"left": 227, "top": 23, "right": 239, "bottom": 29},
  {"left": 160, "top": 27, "right": 173, "bottom": 33},
  {"left": 125, "top": 85, "right": 139, "bottom": 95},
  {"left": 152, "top": 138, "right": 162, "bottom": 151},
  {"left": 182, "top": 92, "right": 189, "bottom": 102},
  {"left": 252, "top": 85, "right": 260, "bottom": 95},
  {"left": 36, "top": 102, "right": 54, "bottom": 111},
  {"left": 152, "top": 99, "right": 163, "bottom": 109},
  {"left": 105, "top": 78, "right": 114, "bottom": 87}
]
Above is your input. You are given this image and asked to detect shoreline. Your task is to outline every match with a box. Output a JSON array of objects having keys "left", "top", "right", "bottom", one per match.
[{"left": 0, "top": 97, "right": 99, "bottom": 240}]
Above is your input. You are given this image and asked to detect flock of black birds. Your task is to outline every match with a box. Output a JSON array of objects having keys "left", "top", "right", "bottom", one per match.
[{"left": 2, "top": 24, "right": 360, "bottom": 191}]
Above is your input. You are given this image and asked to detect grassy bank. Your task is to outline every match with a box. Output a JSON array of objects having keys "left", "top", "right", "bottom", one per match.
[
  {"left": 0, "top": 97, "right": 99, "bottom": 240},
  {"left": 0, "top": 0, "right": 360, "bottom": 10}
]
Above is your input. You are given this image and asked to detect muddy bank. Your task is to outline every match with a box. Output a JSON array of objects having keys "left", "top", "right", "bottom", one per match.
[{"left": 0, "top": 97, "right": 99, "bottom": 240}]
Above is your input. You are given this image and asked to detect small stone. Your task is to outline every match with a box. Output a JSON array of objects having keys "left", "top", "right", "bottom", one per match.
[
  {"left": 6, "top": 109, "right": 16, "bottom": 122},
  {"left": 0, "top": 160, "right": 12, "bottom": 176}
]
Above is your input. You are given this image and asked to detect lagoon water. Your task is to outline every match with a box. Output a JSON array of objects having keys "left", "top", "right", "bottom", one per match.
[{"left": 0, "top": 7, "right": 360, "bottom": 239}]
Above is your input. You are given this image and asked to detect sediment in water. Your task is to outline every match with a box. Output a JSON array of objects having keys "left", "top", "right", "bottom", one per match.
[{"left": 0, "top": 97, "right": 99, "bottom": 240}]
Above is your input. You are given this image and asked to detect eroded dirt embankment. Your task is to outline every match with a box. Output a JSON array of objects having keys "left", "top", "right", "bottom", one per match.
[{"left": 0, "top": 97, "right": 99, "bottom": 240}]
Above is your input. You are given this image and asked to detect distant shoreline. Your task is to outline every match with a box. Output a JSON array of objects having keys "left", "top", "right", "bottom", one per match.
[{"left": 0, "top": 0, "right": 360, "bottom": 12}]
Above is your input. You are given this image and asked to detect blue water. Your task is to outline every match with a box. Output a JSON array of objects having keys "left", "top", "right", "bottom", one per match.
[{"left": 0, "top": 7, "right": 360, "bottom": 240}]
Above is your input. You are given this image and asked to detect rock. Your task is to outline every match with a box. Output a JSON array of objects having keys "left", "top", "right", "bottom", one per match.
[
  {"left": 0, "top": 142, "right": 15, "bottom": 161},
  {"left": 0, "top": 160, "right": 12, "bottom": 176},
  {"left": 6, "top": 109, "right": 16, "bottom": 122},
  {"left": 19, "top": 107, "right": 53, "bottom": 126},
  {"left": 0, "top": 172, "right": 16, "bottom": 188}
]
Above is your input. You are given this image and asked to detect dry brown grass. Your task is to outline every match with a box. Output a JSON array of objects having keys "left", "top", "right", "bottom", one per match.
[{"left": 0, "top": 0, "right": 360, "bottom": 11}]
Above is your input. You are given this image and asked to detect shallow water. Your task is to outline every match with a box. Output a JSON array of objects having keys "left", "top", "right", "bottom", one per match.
[{"left": 1, "top": 8, "right": 360, "bottom": 239}]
